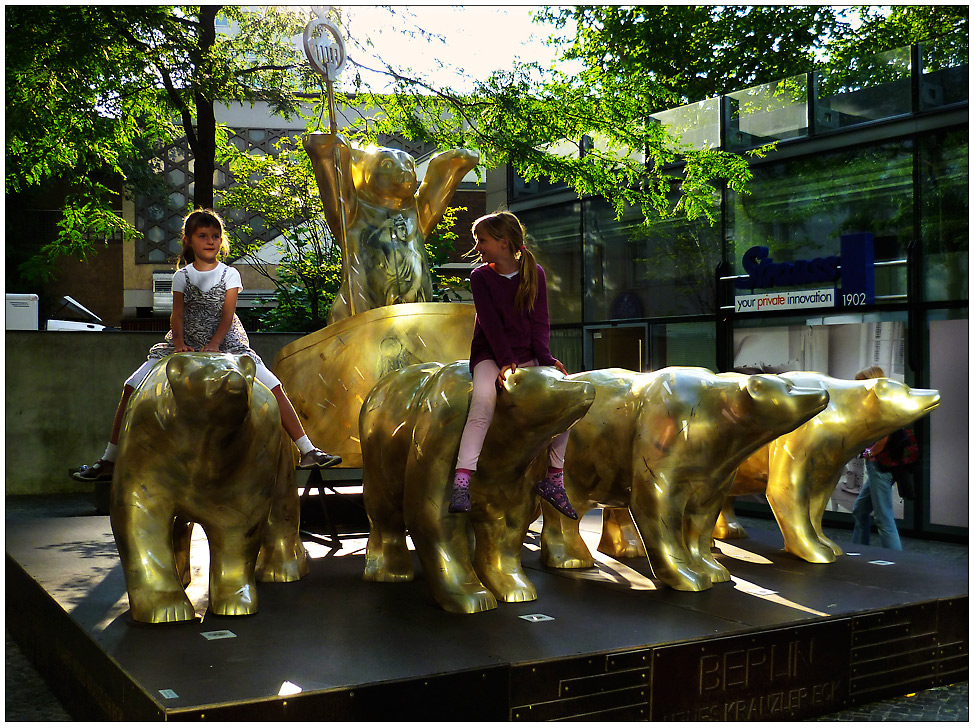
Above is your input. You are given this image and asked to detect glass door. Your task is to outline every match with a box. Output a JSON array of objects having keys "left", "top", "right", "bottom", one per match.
[{"left": 585, "top": 324, "right": 648, "bottom": 372}]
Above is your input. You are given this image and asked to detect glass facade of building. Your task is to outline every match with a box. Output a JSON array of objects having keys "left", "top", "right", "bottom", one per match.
[{"left": 504, "top": 41, "right": 968, "bottom": 540}]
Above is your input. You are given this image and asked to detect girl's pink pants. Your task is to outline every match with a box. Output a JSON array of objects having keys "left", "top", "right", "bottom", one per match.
[{"left": 454, "top": 358, "right": 568, "bottom": 472}]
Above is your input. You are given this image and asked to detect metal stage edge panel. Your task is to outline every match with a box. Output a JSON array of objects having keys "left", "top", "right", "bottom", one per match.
[{"left": 5, "top": 515, "right": 968, "bottom": 721}]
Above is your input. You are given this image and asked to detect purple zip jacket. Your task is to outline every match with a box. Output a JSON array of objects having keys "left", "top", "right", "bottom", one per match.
[{"left": 468, "top": 262, "right": 557, "bottom": 372}]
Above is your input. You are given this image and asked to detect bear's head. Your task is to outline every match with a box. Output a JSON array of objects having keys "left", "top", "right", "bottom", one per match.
[
  {"left": 859, "top": 377, "right": 940, "bottom": 429},
  {"left": 352, "top": 146, "right": 419, "bottom": 207},
  {"left": 496, "top": 366, "right": 596, "bottom": 438},
  {"left": 713, "top": 372, "right": 829, "bottom": 436},
  {"left": 166, "top": 353, "right": 256, "bottom": 426},
  {"left": 743, "top": 373, "right": 829, "bottom": 432}
]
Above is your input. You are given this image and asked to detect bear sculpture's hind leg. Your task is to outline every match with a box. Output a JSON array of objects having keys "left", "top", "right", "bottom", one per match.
[
  {"left": 541, "top": 500, "right": 596, "bottom": 568},
  {"left": 361, "top": 433, "right": 414, "bottom": 583},
  {"left": 362, "top": 490, "right": 415, "bottom": 583},
  {"left": 713, "top": 496, "right": 748, "bottom": 540},
  {"left": 173, "top": 518, "right": 194, "bottom": 588},
  {"left": 597, "top": 507, "right": 647, "bottom": 560},
  {"left": 257, "top": 433, "right": 308, "bottom": 583}
]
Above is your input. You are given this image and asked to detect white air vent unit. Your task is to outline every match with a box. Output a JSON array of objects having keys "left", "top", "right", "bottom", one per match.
[
  {"left": 238, "top": 290, "right": 277, "bottom": 308},
  {"left": 5, "top": 293, "right": 39, "bottom": 330},
  {"left": 152, "top": 271, "right": 175, "bottom": 312}
]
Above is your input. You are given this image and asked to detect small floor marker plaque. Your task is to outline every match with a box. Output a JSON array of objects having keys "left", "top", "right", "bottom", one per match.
[
  {"left": 201, "top": 630, "right": 237, "bottom": 640},
  {"left": 519, "top": 613, "right": 554, "bottom": 622},
  {"left": 869, "top": 560, "right": 896, "bottom": 566},
  {"left": 159, "top": 689, "right": 179, "bottom": 699}
]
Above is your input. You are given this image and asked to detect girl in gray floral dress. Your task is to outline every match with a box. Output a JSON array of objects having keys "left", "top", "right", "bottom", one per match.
[{"left": 72, "top": 209, "right": 340, "bottom": 482}]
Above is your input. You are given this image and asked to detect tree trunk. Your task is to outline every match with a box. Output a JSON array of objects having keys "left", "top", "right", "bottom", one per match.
[
  {"left": 193, "top": 96, "right": 216, "bottom": 210},
  {"left": 192, "top": 6, "right": 219, "bottom": 210}
]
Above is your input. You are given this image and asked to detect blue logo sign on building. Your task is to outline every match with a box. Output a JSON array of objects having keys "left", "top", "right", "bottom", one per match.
[{"left": 734, "top": 233, "right": 875, "bottom": 312}]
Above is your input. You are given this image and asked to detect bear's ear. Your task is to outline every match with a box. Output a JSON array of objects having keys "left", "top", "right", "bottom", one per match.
[
  {"left": 868, "top": 378, "right": 891, "bottom": 400},
  {"left": 166, "top": 354, "right": 201, "bottom": 383},
  {"left": 237, "top": 355, "right": 257, "bottom": 386},
  {"left": 350, "top": 146, "right": 367, "bottom": 171},
  {"left": 745, "top": 374, "right": 769, "bottom": 400}
]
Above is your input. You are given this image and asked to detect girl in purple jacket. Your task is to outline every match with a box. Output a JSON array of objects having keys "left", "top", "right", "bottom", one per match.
[{"left": 448, "top": 211, "right": 578, "bottom": 519}]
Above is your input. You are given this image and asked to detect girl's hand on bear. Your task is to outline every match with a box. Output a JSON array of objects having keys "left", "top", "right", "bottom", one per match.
[
  {"left": 498, "top": 363, "right": 518, "bottom": 386},
  {"left": 200, "top": 342, "right": 221, "bottom": 353}
]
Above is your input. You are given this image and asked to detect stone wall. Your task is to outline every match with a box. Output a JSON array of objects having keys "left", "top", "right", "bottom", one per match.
[{"left": 5, "top": 330, "right": 301, "bottom": 495}]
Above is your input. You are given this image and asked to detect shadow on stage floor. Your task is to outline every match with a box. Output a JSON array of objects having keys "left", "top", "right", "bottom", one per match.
[{"left": 5, "top": 512, "right": 968, "bottom": 720}]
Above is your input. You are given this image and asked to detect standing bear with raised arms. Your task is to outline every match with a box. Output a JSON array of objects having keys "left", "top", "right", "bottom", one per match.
[{"left": 304, "top": 132, "right": 478, "bottom": 324}]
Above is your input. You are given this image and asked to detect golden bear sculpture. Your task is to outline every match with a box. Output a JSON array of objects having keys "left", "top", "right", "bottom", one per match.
[
  {"left": 110, "top": 353, "right": 306, "bottom": 624},
  {"left": 539, "top": 367, "right": 829, "bottom": 592},
  {"left": 360, "top": 361, "right": 595, "bottom": 614},
  {"left": 304, "top": 132, "right": 479, "bottom": 324},
  {"left": 711, "top": 372, "right": 940, "bottom": 563}
]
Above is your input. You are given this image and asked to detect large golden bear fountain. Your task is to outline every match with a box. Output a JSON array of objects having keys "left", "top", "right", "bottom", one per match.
[{"left": 109, "top": 125, "right": 941, "bottom": 622}]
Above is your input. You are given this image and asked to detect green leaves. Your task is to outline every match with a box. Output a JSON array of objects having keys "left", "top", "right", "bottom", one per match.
[
  {"left": 6, "top": 5, "right": 313, "bottom": 283},
  {"left": 219, "top": 134, "right": 340, "bottom": 331}
]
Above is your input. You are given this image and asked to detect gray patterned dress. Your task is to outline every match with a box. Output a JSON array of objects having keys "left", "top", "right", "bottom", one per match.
[{"left": 147, "top": 265, "right": 266, "bottom": 368}]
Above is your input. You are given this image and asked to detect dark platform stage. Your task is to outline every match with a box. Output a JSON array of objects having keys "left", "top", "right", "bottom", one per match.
[{"left": 5, "top": 512, "right": 968, "bottom": 721}]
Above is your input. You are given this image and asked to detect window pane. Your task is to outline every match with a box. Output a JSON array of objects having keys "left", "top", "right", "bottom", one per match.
[
  {"left": 920, "top": 35, "right": 969, "bottom": 109},
  {"left": 550, "top": 327, "right": 583, "bottom": 374},
  {"left": 651, "top": 321, "right": 715, "bottom": 370},
  {"left": 927, "top": 312, "right": 969, "bottom": 528},
  {"left": 727, "top": 140, "right": 914, "bottom": 299},
  {"left": 517, "top": 203, "right": 582, "bottom": 325},
  {"left": 816, "top": 46, "right": 912, "bottom": 130},
  {"left": 920, "top": 127, "right": 968, "bottom": 301},
  {"left": 585, "top": 197, "right": 721, "bottom": 321},
  {"left": 726, "top": 75, "right": 809, "bottom": 151},
  {"left": 650, "top": 97, "right": 722, "bottom": 151}
]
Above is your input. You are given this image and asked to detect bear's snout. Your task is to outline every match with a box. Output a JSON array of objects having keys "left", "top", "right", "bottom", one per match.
[
  {"left": 788, "top": 385, "right": 830, "bottom": 416},
  {"left": 905, "top": 387, "right": 941, "bottom": 416}
]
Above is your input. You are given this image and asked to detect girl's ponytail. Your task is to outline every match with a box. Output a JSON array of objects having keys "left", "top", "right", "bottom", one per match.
[{"left": 515, "top": 244, "right": 538, "bottom": 314}]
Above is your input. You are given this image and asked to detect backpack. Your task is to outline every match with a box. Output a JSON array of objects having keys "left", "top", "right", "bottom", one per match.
[
  {"left": 875, "top": 428, "right": 919, "bottom": 470},
  {"left": 875, "top": 428, "right": 919, "bottom": 500}
]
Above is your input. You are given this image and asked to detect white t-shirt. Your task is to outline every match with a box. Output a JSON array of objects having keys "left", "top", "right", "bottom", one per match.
[{"left": 172, "top": 262, "right": 243, "bottom": 294}]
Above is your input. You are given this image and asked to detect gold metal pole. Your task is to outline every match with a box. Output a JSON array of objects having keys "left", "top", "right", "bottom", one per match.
[{"left": 324, "top": 70, "right": 353, "bottom": 317}]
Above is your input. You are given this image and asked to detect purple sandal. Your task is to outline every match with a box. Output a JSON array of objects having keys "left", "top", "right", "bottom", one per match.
[
  {"left": 448, "top": 470, "right": 472, "bottom": 513},
  {"left": 533, "top": 471, "right": 578, "bottom": 520}
]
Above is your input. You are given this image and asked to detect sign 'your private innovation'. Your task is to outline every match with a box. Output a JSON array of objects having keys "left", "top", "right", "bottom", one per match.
[{"left": 734, "top": 233, "right": 875, "bottom": 314}]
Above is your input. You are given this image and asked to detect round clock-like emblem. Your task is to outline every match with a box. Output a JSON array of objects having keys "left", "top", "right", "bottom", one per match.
[{"left": 302, "top": 17, "right": 346, "bottom": 80}]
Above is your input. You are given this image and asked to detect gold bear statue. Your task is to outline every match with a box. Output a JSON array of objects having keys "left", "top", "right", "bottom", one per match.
[
  {"left": 304, "top": 132, "right": 479, "bottom": 324},
  {"left": 110, "top": 353, "right": 307, "bottom": 623},
  {"left": 712, "top": 372, "right": 940, "bottom": 563},
  {"left": 360, "top": 361, "right": 595, "bottom": 614},
  {"left": 539, "top": 367, "right": 829, "bottom": 591}
]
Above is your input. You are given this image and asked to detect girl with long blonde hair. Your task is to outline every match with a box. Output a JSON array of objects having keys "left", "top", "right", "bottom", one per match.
[{"left": 448, "top": 211, "right": 578, "bottom": 518}]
